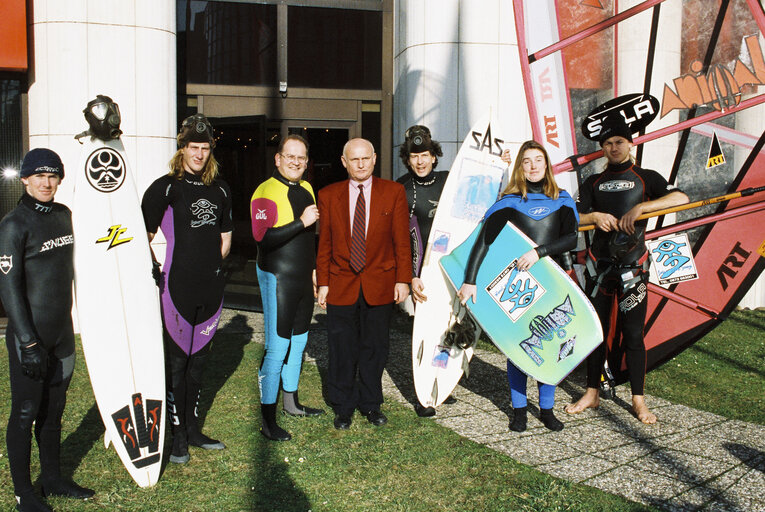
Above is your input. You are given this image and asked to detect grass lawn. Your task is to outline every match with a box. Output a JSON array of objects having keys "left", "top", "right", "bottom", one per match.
[
  {"left": 0, "top": 312, "right": 655, "bottom": 512},
  {"left": 647, "top": 308, "right": 765, "bottom": 425}
]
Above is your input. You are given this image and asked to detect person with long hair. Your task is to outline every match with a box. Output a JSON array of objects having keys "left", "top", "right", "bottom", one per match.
[
  {"left": 458, "top": 140, "right": 578, "bottom": 432},
  {"left": 141, "top": 114, "right": 233, "bottom": 463}
]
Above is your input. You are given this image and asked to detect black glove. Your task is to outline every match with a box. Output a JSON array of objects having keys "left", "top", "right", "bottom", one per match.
[
  {"left": 20, "top": 342, "right": 47, "bottom": 381},
  {"left": 152, "top": 260, "right": 163, "bottom": 287}
]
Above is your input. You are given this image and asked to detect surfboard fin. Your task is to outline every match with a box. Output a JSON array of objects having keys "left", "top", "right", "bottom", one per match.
[
  {"left": 461, "top": 352, "right": 470, "bottom": 379},
  {"left": 430, "top": 380, "right": 438, "bottom": 405},
  {"left": 417, "top": 340, "right": 424, "bottom": 366},
  {"left": 104, "top": 429, "right": 111, "bottom": 449}
]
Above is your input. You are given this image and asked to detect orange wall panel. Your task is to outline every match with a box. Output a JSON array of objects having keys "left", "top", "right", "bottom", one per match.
[{"left": 0, "top": 0, "right": 28, "bottom": 72}]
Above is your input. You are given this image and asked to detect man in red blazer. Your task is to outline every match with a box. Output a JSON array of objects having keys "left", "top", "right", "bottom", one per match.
[{"left": 316, "top": 138, "right": 412, "bottom": 429}]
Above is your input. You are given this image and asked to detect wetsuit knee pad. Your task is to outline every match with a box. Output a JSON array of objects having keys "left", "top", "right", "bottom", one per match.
[
  {"left": 18, "top": 400, "right": 39, "bottom": 431},
  {"left": 186, "top": 351, "right": 209, "bottom": 386}
]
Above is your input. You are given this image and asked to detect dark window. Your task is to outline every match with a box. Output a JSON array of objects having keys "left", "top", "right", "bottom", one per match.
[
  {"left": 177, "top": 0, "right": 277, "bottom": 86},
  {"left": 288, "top": 7, "right": 381, "bottom": 89},
  {"left": 0, "top": 77, "right": 24, "bottom": 218}
]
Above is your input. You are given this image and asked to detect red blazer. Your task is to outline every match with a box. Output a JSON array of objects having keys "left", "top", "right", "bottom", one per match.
[{"left": 317, "top": 177, "right": 412, "bottom": 306}]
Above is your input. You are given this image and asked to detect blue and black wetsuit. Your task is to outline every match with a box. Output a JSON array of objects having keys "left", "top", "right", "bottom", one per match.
[
  {"left": 578, "top": 161, "right": 679, "bottom": 391},
  {"left": 0, "top": 193, "right": 75, "bottom": 498},
  {"left": 250, "top": 173, "right": 315, "bottom": 404},
  {"left": 463, "top": 181, "right": 578, "bottom": 410},
  {"left": 141, "top": 172, "right": 232, "bottom": 433}
]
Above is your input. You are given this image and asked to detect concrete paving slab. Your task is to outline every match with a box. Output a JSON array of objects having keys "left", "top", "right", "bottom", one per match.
[
  {"left": 488, "top": 436, "right": 581, "bottom": 467},
  {"left": 538, "top": 453, "right": 619, "bottom": 483},
  {"left": 585, "top": 465, "right": 695, "bottom": 507}
]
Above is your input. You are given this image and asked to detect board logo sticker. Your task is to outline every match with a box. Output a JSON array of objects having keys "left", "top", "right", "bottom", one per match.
[
  {"left": 451, "top": 158, "right": 503, "bottom": 223},
  {"left": 486, "top": 260, "right": 546, "bottom": 322},
  {"left": 96, "top": 225, "right": 133, "bottom": 250},
  {"left": 519, "top": 296, "right": 575, "bottom": 366},
  {"left": 431, "top": 230, "right": 451, "bottom": 254},
  {"left": 706, "top": 132, "right": 725, "bottom": 169},
  {"left": 86, "top": 147, "right": 126, "bottom": 193},
  {"left": 111, "top": 393, "right": 162, "bottom": 469},
  {"left": 648, "top": 234, "right": 699, "bottom": 285},
  {"left": 431, "top": 345, "right": 450, "bottom": 369},
  {"left": 0, "top": 255, "right": 12, "bottom": 274}
]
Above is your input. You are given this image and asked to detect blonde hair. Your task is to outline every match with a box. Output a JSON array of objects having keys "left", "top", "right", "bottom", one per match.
[
  {"left": 502, "top": 140, "right": 560, "bottom": 199},
  {"left": 168, "top": 146, "right": 220, "bottom": 186}
]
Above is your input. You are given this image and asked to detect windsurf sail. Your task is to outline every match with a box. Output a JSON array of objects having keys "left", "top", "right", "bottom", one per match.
[{"left": 513, "top": 0, "right": 765, "bottom": 385}]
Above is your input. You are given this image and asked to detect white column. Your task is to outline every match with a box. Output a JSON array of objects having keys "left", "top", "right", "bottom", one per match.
[
  {"left": 393, "top": 0, "right": 527, "bottom": 178},
  {"left": 27, "top": 0, "right": 177, "bottom": 205}
]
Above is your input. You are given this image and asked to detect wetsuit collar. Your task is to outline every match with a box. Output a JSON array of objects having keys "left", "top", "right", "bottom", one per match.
[
  {"left": 606, "top": 160, "right": 633, "bottom": 173},
  {"left": 273, "top": 170, "right": 300, "bottom": 186},
  {"left": 183, "top": 171, "right": 204, "bottom": 183},
  {"left": 20, "top": 193, "right": 54, "bottom": 214},
  {"left": 526, "top": 179, "right": 545, "bottom": 195},
  {"left": 412, "top": 171, "right": 437, "bottom": 186}
]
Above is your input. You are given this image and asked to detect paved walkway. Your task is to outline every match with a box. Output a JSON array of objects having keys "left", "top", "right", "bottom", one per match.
[{"left": 221, "top": 265, "right": 764, "bottom": 512}]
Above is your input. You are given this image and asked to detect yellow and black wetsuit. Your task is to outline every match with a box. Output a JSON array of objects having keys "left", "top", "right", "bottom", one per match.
[{"left": 251, "top": 173, "right": 315, "bottom": 404}]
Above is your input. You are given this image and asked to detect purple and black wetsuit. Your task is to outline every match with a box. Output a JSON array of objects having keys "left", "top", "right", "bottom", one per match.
[{"left": 141, "top": 171, "right": 232, "bottom": 432}]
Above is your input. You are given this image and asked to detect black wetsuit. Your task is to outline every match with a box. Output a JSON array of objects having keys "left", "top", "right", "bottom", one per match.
[
  {"left": 397, "top": 171, "right": 447, "bottom": 276},
  {"left": 141, "top": 172, "right": 232, "bottom": 433},
  {"left": 250, "top": 173, "right": 316, "bottom": 403},
  {"left": 578, "top": 160, "right": 679, "bottom": 392},
  {"left": 0, "top": 193, "right": 75, "bottom": 497}
]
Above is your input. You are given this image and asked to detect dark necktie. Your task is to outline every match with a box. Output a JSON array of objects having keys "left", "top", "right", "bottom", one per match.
[{"left": 350, "top": 184, "right": 366, "bottom": 273}]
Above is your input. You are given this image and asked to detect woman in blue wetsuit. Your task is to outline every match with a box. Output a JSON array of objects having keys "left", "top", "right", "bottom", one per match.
[{"left": 457, "top": 140, "right": 578, "bottom": 432}]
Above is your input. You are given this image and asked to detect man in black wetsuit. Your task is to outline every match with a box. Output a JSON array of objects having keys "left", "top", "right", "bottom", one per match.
[
  {"left": 0, "top": 149, "right": 95, "bottom": 512},
  {"left": 250, "top": 134, "right": 325, "bottom": 442},
  {"left": 565, "top": 116, "right": 688, "bottom": 424},
  {"left": 396, "top": 125, "right": 458, "bottom": 417},
  {"left": 142, "top": 114, "right": 232, "bottom": 463}
]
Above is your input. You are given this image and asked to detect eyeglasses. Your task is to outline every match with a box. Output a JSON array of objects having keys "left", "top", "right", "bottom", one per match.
[{"left": 280, "top": 153, "right": 308, "bottom": 164}]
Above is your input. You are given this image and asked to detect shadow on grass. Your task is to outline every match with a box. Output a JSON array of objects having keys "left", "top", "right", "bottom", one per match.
[
  {"left": 198, "top": 314, "right": 252, "bottom": 431},
  {"left": 59, "top": 402, "right": 102, "bottom": 480},
  {"left": 250, "top": 435, "right": 312, "bottom": 511},
  {"left": 305, "top": 311, "right": 332, "bottom": 410}
]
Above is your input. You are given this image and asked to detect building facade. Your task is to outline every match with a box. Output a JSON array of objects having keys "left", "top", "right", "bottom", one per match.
[{"left": 1, "top": 0, "right": 763, "bottom": 307}]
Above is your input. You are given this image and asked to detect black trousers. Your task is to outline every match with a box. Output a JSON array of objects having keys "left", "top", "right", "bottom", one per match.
[
  {"left": 6, "top": 334, "right": 74, "bottom": 495},
  {"left": 326, "top": 289, "right": 392, "bottom": 416},
  {"left": 585, "top": 272, "right": 649, "bottom": 394}
]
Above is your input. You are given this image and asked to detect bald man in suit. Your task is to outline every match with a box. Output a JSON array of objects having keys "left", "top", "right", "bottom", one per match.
[{"left": 316, "top": 138, "right": 412, "bottom": 429}]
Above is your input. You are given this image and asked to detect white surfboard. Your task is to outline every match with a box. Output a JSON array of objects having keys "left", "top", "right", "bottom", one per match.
[
  {"left": 72, "top": 136, "right": 166, "bottom": 487},
  {"left": 412, "top": 113, "right": 512, "bottom": 407}
]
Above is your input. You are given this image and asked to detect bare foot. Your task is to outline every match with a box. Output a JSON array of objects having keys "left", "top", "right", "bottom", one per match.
[
  {"left": 565, "top": 387, "right": 600, "bottom": 414},
  {"left": 632, "top": 395, "right": 657, "bottom": 424}
]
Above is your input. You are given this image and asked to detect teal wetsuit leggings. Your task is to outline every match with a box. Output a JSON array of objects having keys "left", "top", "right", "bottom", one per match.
[{"left": 257, "top": 265, "right": 308, "bottom": 404}]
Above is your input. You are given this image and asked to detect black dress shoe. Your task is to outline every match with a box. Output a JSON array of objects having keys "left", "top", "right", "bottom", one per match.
[
  {"left": 41, "top": 479, "right": 95, "bottom": 499},
  {"left": 333, "top": 414, "right": 352, "bottom": 430},
  {"left": 415, "top": 404, "right": 436, "bottom": 417},
  {"left": 361, "top": 410, "right": 388, "bottom": 426}
]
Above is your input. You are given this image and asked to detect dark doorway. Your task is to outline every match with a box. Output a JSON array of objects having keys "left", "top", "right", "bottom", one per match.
[
  {"left": 210, "top": 115, "right": 268, "bottom": 257},
  {"left": 288, "top": 127, "right": 349, "bottom": 194}
]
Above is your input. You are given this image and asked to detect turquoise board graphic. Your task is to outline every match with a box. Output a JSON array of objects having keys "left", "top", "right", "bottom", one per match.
[{"left": 440, "top": 222, "right": 603, "bottom": 385}]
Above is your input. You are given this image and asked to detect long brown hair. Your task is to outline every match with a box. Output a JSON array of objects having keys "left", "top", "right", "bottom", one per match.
[
  {"left": 502, "top": 140, "right": 560, "bottom": 200},
  {"left": 168, "top": 143, "right": 220, "bottom": 186}
]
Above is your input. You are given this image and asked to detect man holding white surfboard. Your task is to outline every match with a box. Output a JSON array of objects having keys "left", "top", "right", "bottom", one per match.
[
  {"left": 0, "top": 149, "right": 95, "bottom": 512},
  {"left": 565, "top": 115, "right": 688, "bottom": 424},
  {"left": 142, "top": 114, "right": 232, "bottom": 463}
]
